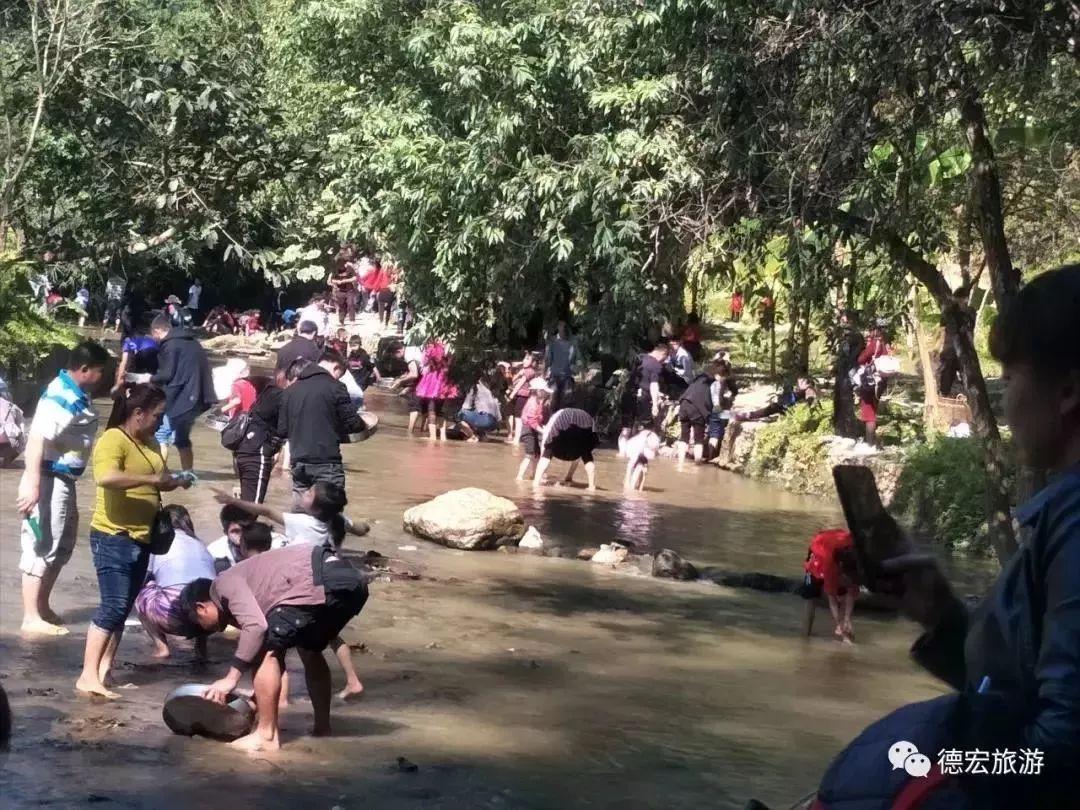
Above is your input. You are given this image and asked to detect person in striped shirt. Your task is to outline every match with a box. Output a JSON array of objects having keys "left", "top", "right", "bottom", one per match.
[
  {"left": 15, "top": 342, "right": 110, "bottom": 636},
  {"left": 533, "top": 407, "right": 600, "bottom": 490}
]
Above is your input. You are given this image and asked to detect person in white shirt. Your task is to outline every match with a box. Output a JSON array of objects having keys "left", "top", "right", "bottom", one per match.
[
  {"left": 297, "top": 297, "right": 331, "bottom": 337},
  {"left": 133, "top": 505, "right": 216, "bottom": 659},
  {"left": 666, "top": 336, "right": 695, "bottom": 386},
  {"left": 455, "top": 377, "right": 502, "bottom": 441},
  {"left": 15, "top": 342, "right": 110, "bottom": 636},
  {"left": 187, "top": 279, "right": 203, "bottom": 311},
  {"left": 206, "top": 503, "right": 286, "bottom": 573},
  {"left": 210, "top": 482, "right": 370, "bottom": 699},
  {"left": 622, "top": 429, "right": 661, "bottom": 491}
]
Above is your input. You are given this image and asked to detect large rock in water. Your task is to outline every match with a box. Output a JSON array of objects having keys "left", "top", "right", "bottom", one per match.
[
  {"left": 651, "top": 549, "right": 699, "bottom": 581},
  {"left": 402, "top": 488, "right": 525, "bottom": 550}
]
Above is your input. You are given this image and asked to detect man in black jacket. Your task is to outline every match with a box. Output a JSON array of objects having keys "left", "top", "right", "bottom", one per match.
[
  {"left": 278, "top": 350, "right": 364, "bottom": 500},
  {"left": 151, "top": 314, "right": 215, "bottom": 472},
  {"left": 274, "top": 320, "right": 322, "bottom": 386}
]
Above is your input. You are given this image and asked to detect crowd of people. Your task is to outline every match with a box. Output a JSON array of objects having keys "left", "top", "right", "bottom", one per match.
[{"left": 10, "top": 249, "right": 1080, "bottom": 804}]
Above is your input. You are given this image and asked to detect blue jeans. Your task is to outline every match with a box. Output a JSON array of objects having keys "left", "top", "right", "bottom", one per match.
[
  {"left": 89, "top": 530, "right": 150, "bottom": 633},
  {"left": 457, "top": 409, "right": 498, "bottom": 434}
]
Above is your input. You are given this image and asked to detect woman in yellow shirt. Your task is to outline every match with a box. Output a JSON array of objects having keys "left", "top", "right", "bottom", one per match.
[{"left": 76, "top": 383, "right": 188, "bottom": 700}]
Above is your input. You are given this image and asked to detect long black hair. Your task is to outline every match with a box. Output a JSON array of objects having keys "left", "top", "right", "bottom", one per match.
[{"left": 107, "top": 382, "right": 166, "bottom": 430}]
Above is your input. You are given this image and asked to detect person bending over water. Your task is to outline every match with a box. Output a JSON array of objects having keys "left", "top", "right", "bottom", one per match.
[
  {"left": 211, "top": 483, "right": 369, "bottom": 700},
  {"left": 533, "top": 408, "right": 599, "bottom": 490},
  {"left": 181, "top": 543, "right": 369, "bottom": 751},
  {"left": 133, "top": 505, "right": 215, "bottom": 659},
  {"left": 623, "top": 429, "right": 660, "bottom": 491}
]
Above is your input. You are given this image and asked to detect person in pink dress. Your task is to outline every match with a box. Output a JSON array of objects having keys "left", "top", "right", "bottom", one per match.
[{"left": 415, "top": 341, "right": 451, "bottom": 441}]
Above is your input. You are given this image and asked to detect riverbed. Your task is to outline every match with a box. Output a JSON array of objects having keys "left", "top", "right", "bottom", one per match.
[{"left": 0, "top": 387, "right": 995, "bottom": 809}]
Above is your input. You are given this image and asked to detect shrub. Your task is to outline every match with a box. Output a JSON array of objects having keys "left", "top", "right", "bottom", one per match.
[{"left": 891, "top": 435, "right": 1016, "bottom": 555}]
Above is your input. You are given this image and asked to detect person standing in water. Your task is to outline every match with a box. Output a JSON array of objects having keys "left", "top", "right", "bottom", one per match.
[
  {"left": 76, "top": 383, "right": 192, "bottom": 699},
  {"left": 515, "top": 380, "right": 551, "bottom": 482},
  {"left": 150, "top": 314, "right": 215, "bottom": 472},
  {"left": 544, "top": 320, "right": 578, "bottom": 412},
  {"left": 16, "top": 342, "right": 110, "bottom": 636}
]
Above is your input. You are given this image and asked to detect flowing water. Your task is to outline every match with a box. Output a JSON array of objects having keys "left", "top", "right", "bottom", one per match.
[{"left": 0, "top": 387, "right": 997, "bottom": 809}]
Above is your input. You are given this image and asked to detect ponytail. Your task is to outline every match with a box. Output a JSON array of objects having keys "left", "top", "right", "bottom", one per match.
[{"left": 107, "top": 382, "right": 166, "bottom": 430}]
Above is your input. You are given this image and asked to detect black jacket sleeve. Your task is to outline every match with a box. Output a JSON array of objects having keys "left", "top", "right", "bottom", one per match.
[
  {"left": 333, "top": 382, "right": 365, "bottom": 436},
  {"left": 277, "top": 388, "right": 291, "bottom": 439},
  {"left": 151, "top": 342, "right": 174, "bottom": 385}
]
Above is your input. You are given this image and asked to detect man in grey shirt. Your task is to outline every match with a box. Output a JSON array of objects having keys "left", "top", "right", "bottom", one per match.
[{"left": 544, "top": 320, "right": 578, "bottom": 411}]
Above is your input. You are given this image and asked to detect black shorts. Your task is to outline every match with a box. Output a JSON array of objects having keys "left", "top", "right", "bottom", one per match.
[
  {"left": 521, "top": 427, "right": 542, "bottom": 457},
  {"left": 543, "top": 425, "right": 598, "bottom": 463},
  {"left": 264, "top": 584, "right": 368, "bottom": 654},
  {"left": 168, "top": 410, "right": 197, "bottom": 450},
  {"left": 679, "top": 419, "right": 705, "bottom": 444},
  {"left": 406, "top": 390, "right": 420, "bottom": 412},
  {"left": 418, "top": 397, "right": 444, "bottom": 417},
  {"left": 512, "top": 396, "right": 529, "bottom": 418}
]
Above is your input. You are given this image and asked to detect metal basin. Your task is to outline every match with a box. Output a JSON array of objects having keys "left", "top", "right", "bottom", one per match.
[{"left": 162, "top": 683, "right": 255, "bottom": 742}]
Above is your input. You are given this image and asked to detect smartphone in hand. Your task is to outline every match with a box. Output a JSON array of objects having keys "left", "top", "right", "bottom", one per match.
[{"left": 832, "top": 465, "right": 910, "bottom": 593}]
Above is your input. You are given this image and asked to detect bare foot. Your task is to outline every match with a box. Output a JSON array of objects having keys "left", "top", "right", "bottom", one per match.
[
  {"left": 229, "top": 730, "right": 280, "bottom": 752},
  {"left": 151, "top": 644, "right": 171, "bottom": 659},
  {"left": 338, "top": 682, "right": 364, "bottom": 701},
  {"left": 21, "top": 618, "right": 69, "bottom": 636},
  {"left": 75, "top": 677, "right": 120, "bottom": 700}
]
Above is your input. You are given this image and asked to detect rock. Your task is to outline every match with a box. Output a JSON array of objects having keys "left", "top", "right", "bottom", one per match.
[
  {"left": 544, "top": 547, "right": 573, "bottom": 558},
  {"left": 402, "top": 488, "right": 525, "bottom": 550},
  {"left": 577, "top": 547, "right": 598, "bottom": 561},
  {"left": 396, "top": 756, "right": 419, "bottom": 773},
  {"left": 590, "top": 543, "right": 629, "bottom": 565},
  {"left": 651, "top": 549, "right": 699, "bottom": 581},
  {"left": 518, "top": 526, "right": 545, "bottom": 550}
]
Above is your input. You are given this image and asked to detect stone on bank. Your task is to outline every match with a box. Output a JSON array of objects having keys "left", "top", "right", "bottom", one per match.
[{"left": 402, "top": 488, "right": 526, "bottom": 550}]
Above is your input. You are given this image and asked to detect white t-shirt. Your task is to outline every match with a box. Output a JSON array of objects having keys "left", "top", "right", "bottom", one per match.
[
  {"left": 187, "top": 284, "right": 202, "bottom": 310},
  {"left": 297, "top": 304, "right": 330, "bottom": 336},
  {"left": 624, "top": 430, "right": 660, "bottom": 464},
  {"left": 206, "top": 530, "right": 286, "bottom": 567},
  {"left": 106, "top": 276, "right": 125, "bottom": 302},
  {"left": 280, "top": 511, "right": 354, "bottom": 548},
  {"left": 147, "top": 530, "right": 216, "bottom": 588}
]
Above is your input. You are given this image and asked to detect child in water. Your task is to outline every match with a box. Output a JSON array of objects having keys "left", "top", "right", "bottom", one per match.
[
  {"left": 622, "top": 429, "right": 661, "bottom": 491},
  {"left": 515, "top": 379, "right": 551, "bottom": 481}
]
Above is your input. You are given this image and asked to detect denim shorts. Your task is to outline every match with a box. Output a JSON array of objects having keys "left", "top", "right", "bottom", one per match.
[{"left": 89, "top": 530, "right": 150, "bottom": 633}]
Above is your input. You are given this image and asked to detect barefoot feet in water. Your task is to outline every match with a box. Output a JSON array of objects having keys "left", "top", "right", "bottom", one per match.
[
  {"left": 229, "top": 729, "right": 280, "bottom": 752},
  {"left": 21, "top": 618, "right": 69, "bottom": 636},
  {"left": 74, "top": 677, "right": 119, "bottom": 700},
  {"left": 338, "top": 681, "right": 364, "bottom": 702}
]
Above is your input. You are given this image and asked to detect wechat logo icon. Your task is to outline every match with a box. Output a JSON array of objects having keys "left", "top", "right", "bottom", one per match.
[{"left": 888, "top": 740, "right": 931, "bottom": 778}]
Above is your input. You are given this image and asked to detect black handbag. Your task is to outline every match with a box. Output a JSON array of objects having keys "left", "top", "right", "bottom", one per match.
[
  {"left": 119, "top": 429, "right": 175, "bottom": 555},
  {"left": 220, "top": 410, "right": 250, "bottom": 451}
]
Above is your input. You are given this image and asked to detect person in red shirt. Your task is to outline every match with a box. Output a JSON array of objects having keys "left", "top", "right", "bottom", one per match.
[
  {"left": 855, "top": 323, "right": 892, "bottom": 446},
  {"left": 730, "top": 291, "right": 744, "bottom": 322},
  {"left": 804, "top": 529, "right": 860, "bottom": 643},
  {"left": 682, "top": 312, "right": 702, "bottom": 360}
]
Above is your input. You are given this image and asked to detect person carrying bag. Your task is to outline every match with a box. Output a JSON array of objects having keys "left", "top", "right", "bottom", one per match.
[{"left": 76, "top": 383, "right": 191, "bottom": 700}]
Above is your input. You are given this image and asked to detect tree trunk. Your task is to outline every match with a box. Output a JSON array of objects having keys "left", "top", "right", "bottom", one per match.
[
  {"left": 959, "top": 91, "right": 1020, "bottom": 312},
  {"left": 942, "top": 299, "right": 1016, "bottom": 561}
]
